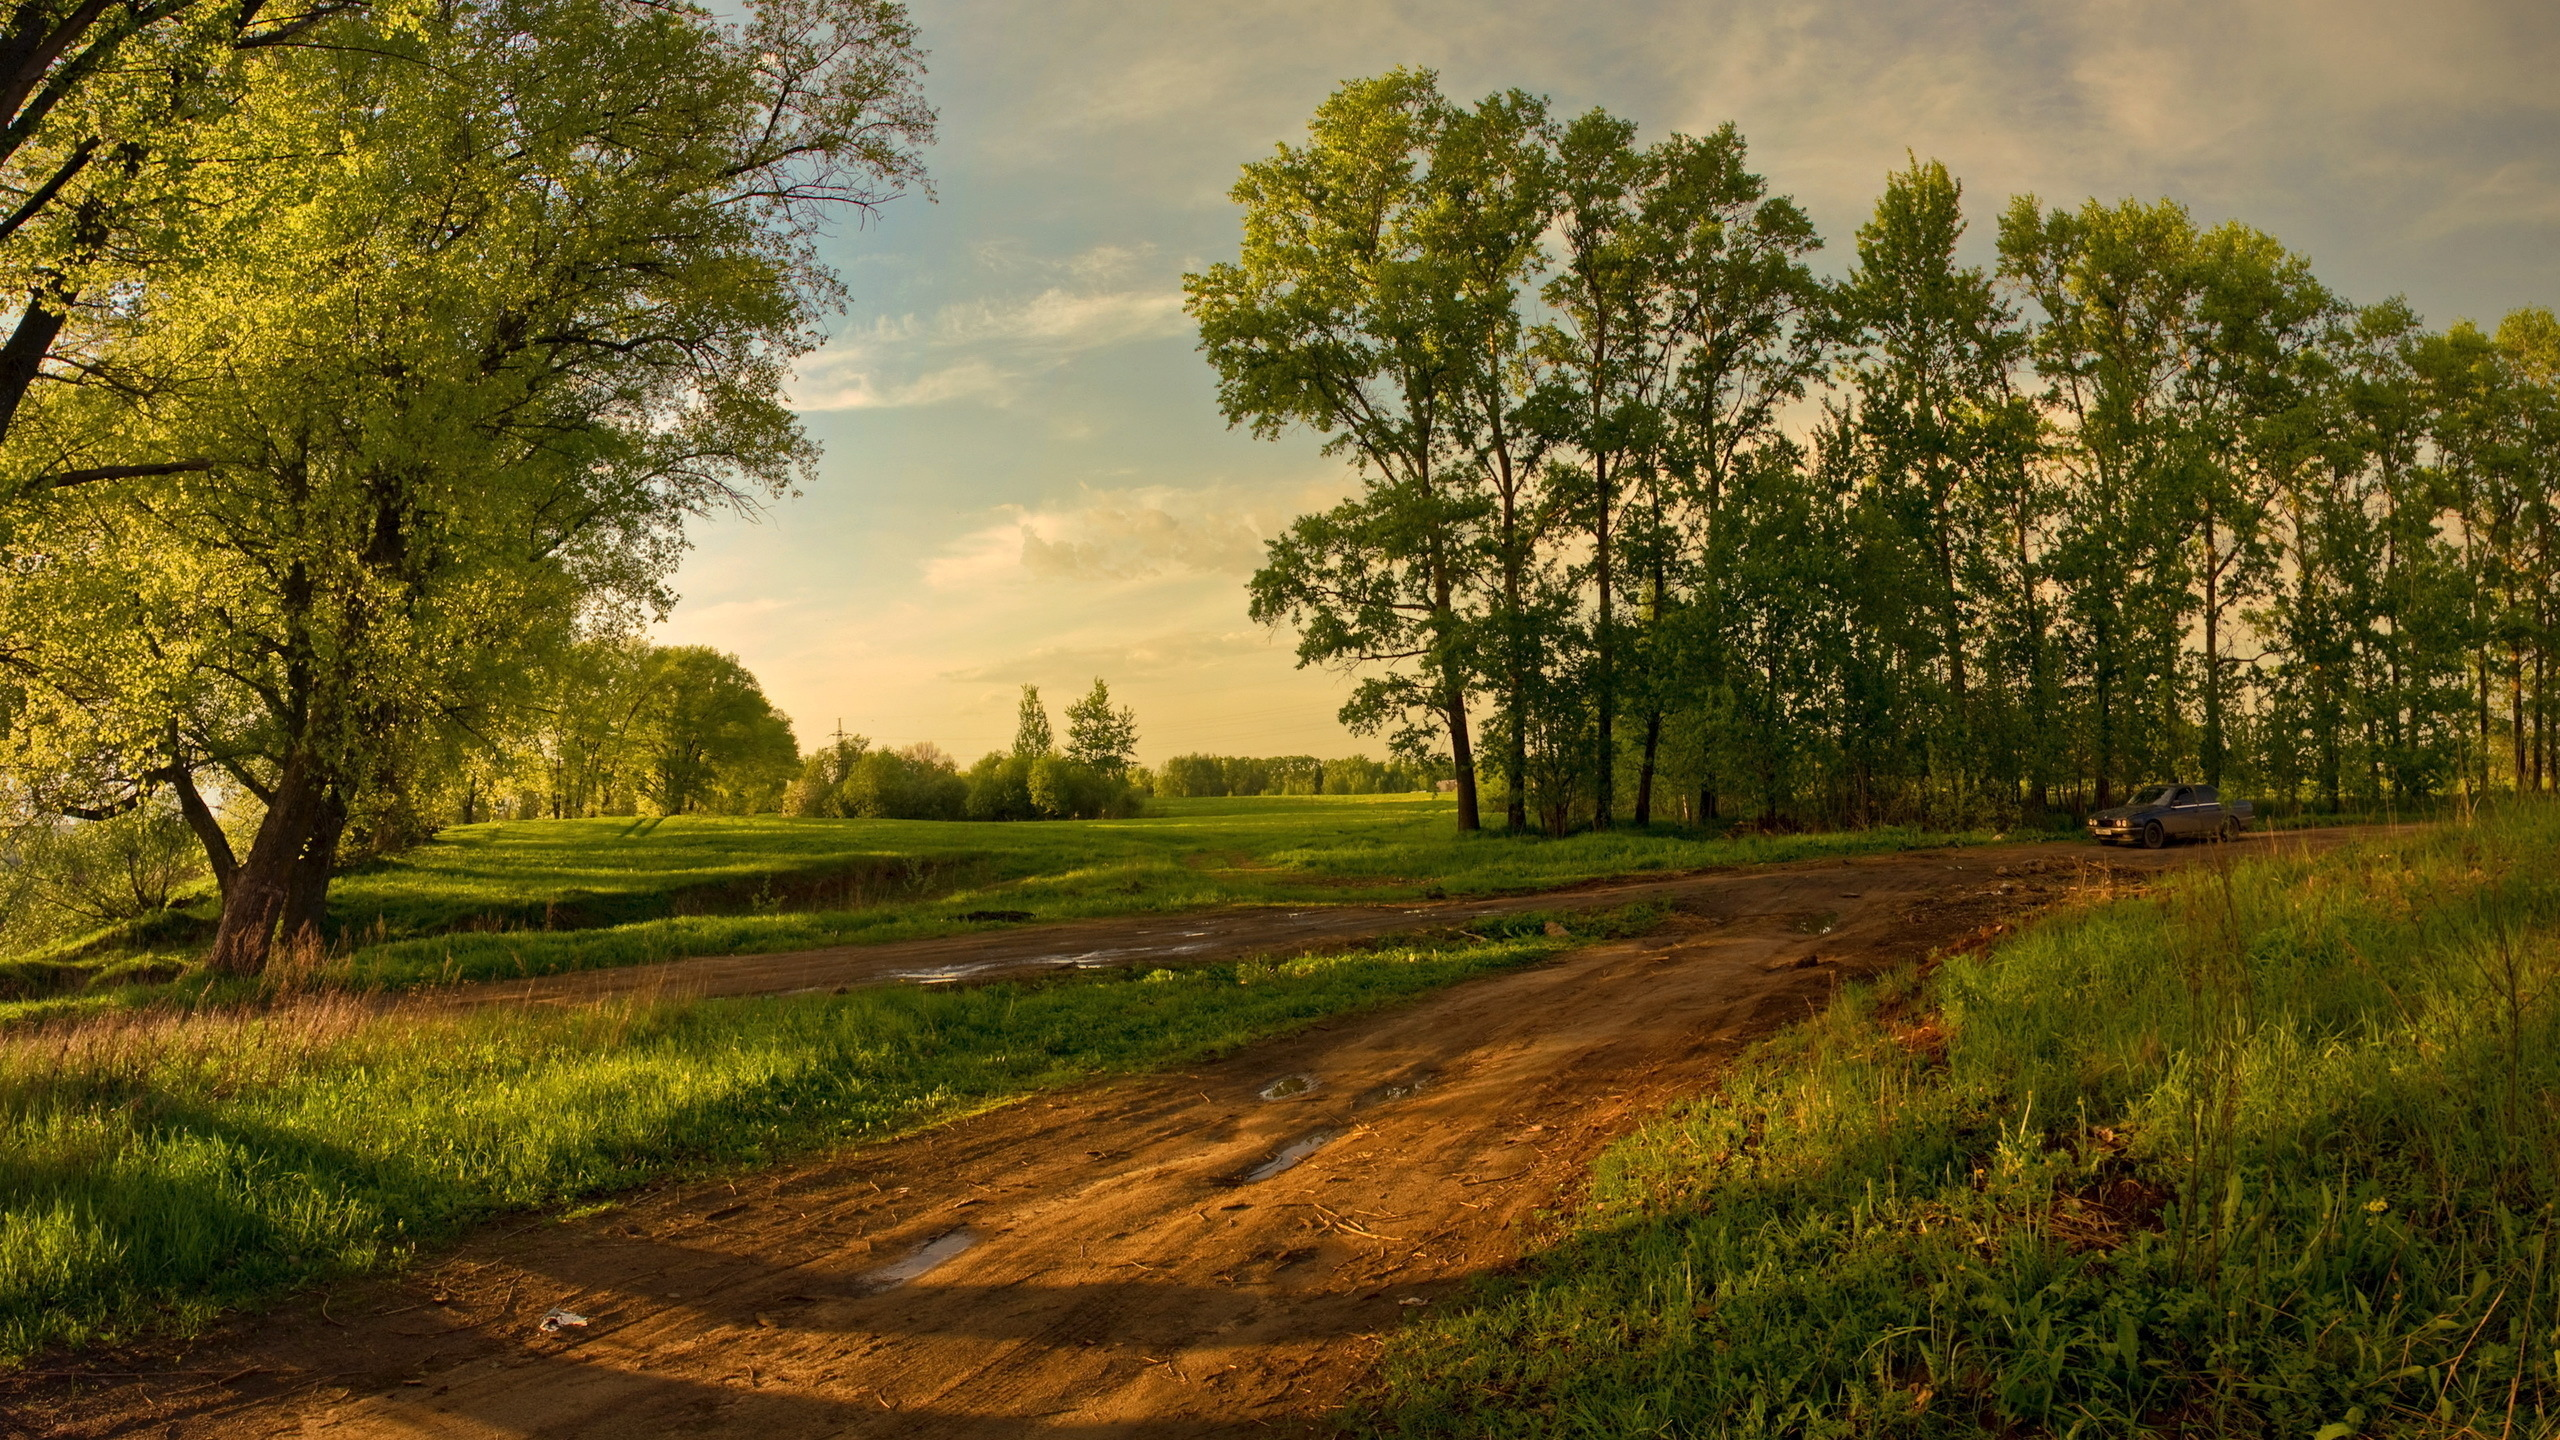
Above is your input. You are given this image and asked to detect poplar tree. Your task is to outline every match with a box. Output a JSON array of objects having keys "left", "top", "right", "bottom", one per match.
[{"left": 1191, "top": 68, "right": 1504, "bottom": 831}]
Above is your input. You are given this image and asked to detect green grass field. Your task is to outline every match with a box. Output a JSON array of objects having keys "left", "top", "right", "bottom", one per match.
[
  {"left": 295, "top": 796, "right": 1980, "bottom": 992},
  {"left": 0, "top": 905, "right": 1657, "bottom": 1362},
  {"left": 4, "top": 795, "right": 1985, "bottom": 1026},
  {"left": 1359, "top": 806, "right": 2560, "bottom": 1438}
]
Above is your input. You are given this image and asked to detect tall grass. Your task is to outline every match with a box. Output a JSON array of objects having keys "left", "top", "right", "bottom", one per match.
[
  {"left": 1363, "top": 808, "right": 2560, "bottom": 1438},
  {"left": 0, "top": 908, "right": 1640, "bottom": 1362}
]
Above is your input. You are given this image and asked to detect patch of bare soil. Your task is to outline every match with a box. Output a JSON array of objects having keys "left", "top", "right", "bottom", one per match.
[{"left": 5, "top": 833, "right": 2353, "bottom": 1439}]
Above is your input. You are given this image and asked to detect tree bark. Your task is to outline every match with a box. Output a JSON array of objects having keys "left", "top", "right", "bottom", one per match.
[
  {"left": 277, "top": 784, "right": 346, "bottom": 954},
  {"left": 1444, "top": 683, "right": 1480, "bottom": 832},
  {"left": 163, "top": 763, "right": 238, "bottom": 902},
  {"left": 1633, "top": 707, "right": 1661, "bottom": 825},
  {"left": 1592, "top": 455, "right": 1614, "bottom": 830},
  {"left": 0, "top": 293, "right": 64, "bottom": 447},
  {"left": 205, "top": 746, "right": 328, "bottom": 975}
]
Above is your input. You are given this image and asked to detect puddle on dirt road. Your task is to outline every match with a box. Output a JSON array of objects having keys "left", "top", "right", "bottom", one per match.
[
  {"left": 1790, "top": 910, "right": 1839, "bottom": 935},
  {"left": 1354, "top": 1074, "right": 1435, "bottom": 1109},
  {"left": 1242, "top": 1132, "right": 1337, "bottom": 1183},
  {"left": 861, "top": 1228, "right": 979, "bottom": 1290},
  {"left": 894, "top": 939, "right": 1224, "bottom": 986},
  {"left": 1259, "top": 1074, "right": 1318, "bottom": 1100}
]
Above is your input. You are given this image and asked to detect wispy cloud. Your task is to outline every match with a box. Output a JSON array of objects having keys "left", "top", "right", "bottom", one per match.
[
  {"left": 921, "top": 481, "right": 1324, "bottom": 590},
  {"left": 790, "top": 248, "right": 1192, "bottom": 410}
]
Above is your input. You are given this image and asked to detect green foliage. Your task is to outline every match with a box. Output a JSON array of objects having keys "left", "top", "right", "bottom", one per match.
[
  {"left": 0, "top": 0, "right": 932, "bottom": 973},
  {"left": 634, "top": 647, "right": 801, "bottom": 815},
  {"left": 0, "top": 915, "right": 1636, "bottom": 1360},
  {"left": 841, "top": 744, "right": 967, "bottom": 820},
  {"left": 1026, "top": 754, "right": 1139, "bottom": 820},
  {"left": 1012, "top": 684, "right": 1054, "bottom": 760},
  {"left": 1200, "top": 77, "right": 2560, "bottom": 838},
  {"left": 1362, "top": 806, "right": 2560, "bottom": 1437},
  {"left": 963, "top": 750, "right": 1039, "bottom": 820},
  {"left": 1156, "top": 752, "right": 1439, "bottom": 797},
  {"left": 0, "top": 800, "right": 203, "bottom": 952},
  {"left": 1063, "top": 677, "right": 1140, "bottom": 775}
]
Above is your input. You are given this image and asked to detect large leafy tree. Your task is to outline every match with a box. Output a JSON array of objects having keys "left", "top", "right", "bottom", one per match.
[
  {"left": 0, "top": 0, "right": 372, "bottom": 471},
  {"left": 1191, "top": 68, "right": 1520, "bottom": 832},
  {"left": 0, "top": 0, "right": 930, "bottom": 971}
]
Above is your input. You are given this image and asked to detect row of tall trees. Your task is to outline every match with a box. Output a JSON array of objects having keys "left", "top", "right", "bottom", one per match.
[
  {"left": 1192, "top": 71, "right": 2560, "bottom": 833},
  {"left": 0, "top": 0, "right": 933, "bottom": 969}
]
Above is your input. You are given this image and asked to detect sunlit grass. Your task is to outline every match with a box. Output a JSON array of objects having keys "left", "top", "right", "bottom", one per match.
[
  {"left": 0, "top": 906, "right": 1652, "bottom": 1362},
  {"left": 316, "top": 796, "right": 1980, "bottom": 990},
  {"left": 1361, "top": 805, "right": 2560, "bottom": 1438}
]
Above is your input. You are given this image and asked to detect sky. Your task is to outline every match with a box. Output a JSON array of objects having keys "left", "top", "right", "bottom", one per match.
[{"left": 654, "top": 0, "right": 2560, "bottom": 764}]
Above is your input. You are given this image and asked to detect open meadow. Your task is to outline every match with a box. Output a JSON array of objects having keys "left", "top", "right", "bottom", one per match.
[{"left": 3, "top": 795, "right": 1988, "bottom": 1019}]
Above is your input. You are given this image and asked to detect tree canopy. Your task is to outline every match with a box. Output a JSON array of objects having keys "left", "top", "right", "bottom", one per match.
[
  {"left": 1196, "top": 72, "right": 2560, "bottom": 834},
  {"left": 0, "top": 0, "right": 931, "bottom": 970}
]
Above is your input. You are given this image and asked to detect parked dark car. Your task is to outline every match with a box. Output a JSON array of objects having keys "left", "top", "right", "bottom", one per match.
[{"left": 2087, "top": 784, "right": 2253, "bottom": 848}]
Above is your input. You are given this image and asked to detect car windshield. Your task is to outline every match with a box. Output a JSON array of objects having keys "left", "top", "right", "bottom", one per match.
[{"left": 2132, "top": 786, "right": 2175, "bottom": 805}]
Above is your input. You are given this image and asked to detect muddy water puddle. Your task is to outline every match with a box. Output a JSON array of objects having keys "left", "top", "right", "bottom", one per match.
[
  {"left": 861, "top": 1228, "right": 979, "bottom": 1290},
  {"left": 1790, "top": 910, "right": 1839, "bottom": 935},
  {"left": 1259, "top": 1073, "right": 1319, "bottom": 1100},
  {"left": 1241, "top": 1132, "right": 1337, "bottom": 1183},
  {"left": 894, "top": 940, "right": 1222, "bottom": 986},
  {"left": 1355, "top": 1073, "right": 1435, "bottom": 1109}
]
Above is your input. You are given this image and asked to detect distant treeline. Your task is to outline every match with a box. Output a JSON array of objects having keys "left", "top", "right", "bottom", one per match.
[
  {"left": 781, "top": 682, "right": 1146, "bottom": 822},
  {"left": 1197, "top": 72, "right": 2560, "bottom": 835},
  {"left": 1155, "top": 753, "right": 1443, "bottom": 798}
]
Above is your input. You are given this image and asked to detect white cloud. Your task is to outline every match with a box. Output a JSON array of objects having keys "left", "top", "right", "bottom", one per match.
[
  {"left": 921, "top": 481, "right": 1331, "bottom": 591},
  {"left": 788, "top": 243, "right": 1192, "bottom": 411}
]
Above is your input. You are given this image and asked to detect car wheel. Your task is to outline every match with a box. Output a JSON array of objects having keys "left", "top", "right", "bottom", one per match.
[
  {"left": 2218, "top": 818, "right": 2237, "bottom": 842},
  {"left": 2141, "top": 820, "right": 2166, "bottom": 849}
]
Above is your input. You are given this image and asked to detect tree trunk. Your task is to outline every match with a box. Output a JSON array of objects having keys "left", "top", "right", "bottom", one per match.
[
  {"left": 1444, "top": 684, "right": 1480, "bottom": 832},
  {"left": 1633, "top": 707, "right": 1661, "bottom": 825},
  {"left": 1592, "top": 455, "right": 1614, "bottom": 830},
  {"left": 277, "top": 785, "right": 347, "bottom": 955},
  {"left": 205, "top": 747, "right": 329, "bottom": 975},
  {"left": 2201, "top": 514, "right": 2224, "bottom": 787},
  {"left": 0, "top": 294, "right": 65, "bottom": 448},
  {"left": 164, "top": 764, "right": 239, "bottom": 903}
]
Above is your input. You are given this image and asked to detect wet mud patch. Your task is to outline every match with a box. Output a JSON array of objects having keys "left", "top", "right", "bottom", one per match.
[
  {"left": 862, "top": 1228, "right": 979, "bottom": 1291},
  {"left": 1354, "top": 1073, "right": 1436, "bottom": 1109},
  {"left": 1239, "top": 1132, "right": 1337, "bottom": 1184},
  {"left": 1259, "top": 1073, "right": 1319, "bottom": 1101}
]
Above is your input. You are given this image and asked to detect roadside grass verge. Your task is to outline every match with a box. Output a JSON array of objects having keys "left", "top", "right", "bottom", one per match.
[
  {"left": 1360, "top": 807, "right": 2560, "bottom": 1438},
  {"left": 318, "top": 801, "right": 1977, "bottom": 991},
  {"left": 0, "top": 906, "right": 1651, "bottom": 1363}
]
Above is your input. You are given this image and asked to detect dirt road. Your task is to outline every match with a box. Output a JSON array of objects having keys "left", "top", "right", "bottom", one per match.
[
  {"left": 11, "top": 834, "right": 2338, "bottom": 1439},
  {"left": 422, "top": 835, "right": 2200, "bottom": 1010}
]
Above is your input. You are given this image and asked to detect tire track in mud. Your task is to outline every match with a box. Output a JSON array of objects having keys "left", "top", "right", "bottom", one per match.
[{"left": 10, "top": 832, "right": 2359, "bottom": 1439}]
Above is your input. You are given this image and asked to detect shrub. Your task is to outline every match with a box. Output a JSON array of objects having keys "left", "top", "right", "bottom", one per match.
[{"left": 840, "top": 744, "right": 966, "bottom": 821}]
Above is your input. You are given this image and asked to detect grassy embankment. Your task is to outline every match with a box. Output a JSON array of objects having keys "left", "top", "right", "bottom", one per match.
[
  {"left": 1362, "top": 810, "right": 2560, "bottom": 1438},
  {"left": 7, "top": 794, "right": 1985, "bottom": 1016},
  {"left": 0, "top": 905, "right": 1654, "bottom": 1362}
]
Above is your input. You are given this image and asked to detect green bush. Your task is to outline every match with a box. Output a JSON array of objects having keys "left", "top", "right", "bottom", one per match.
[{"left": 963, "top": 752, "right": 1037, "bottom": 820}]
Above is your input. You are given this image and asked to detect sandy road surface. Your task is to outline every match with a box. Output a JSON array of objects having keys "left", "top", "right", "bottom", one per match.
[{"left": 9, "top": 834, "right": 2343, "bottom": 1440}]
